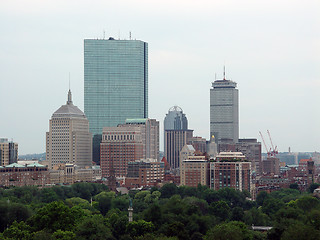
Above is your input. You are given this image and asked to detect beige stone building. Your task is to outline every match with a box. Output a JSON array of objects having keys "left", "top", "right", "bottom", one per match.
[
  {"left": 180, "top": 156, "right": 210, "bottom": 187},
  {"left": 46, "top": 90, "right": 92, "bottom": 169},
  {"left": 0, "top": 138, "right": 18, "bottom": 166},
  {"left": 125, "top": 119, "right": 159, "bottom": 160},
  {"left": 49, "top": 164, "right": 101, "bottom": 184}
]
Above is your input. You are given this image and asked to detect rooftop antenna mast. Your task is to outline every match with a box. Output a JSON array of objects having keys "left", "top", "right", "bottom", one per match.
[
  {"left": 223, "top": 65, "right": 226, "bottom": 80},
  {"left": 129, "top": 31, "right": 132, "bottom": 40},
  {"left": 103, "top": 29, "right": 105, "bottom": 39},
  {"left": 69, "top": 72, "right": 71, "bottom": 90}
]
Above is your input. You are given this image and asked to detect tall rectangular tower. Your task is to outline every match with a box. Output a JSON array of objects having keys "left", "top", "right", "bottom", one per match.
[
  {"left": 84, "top": 38, "right": 148, "bottom": 136},
  {"left": 0, "top": 138, "right": 18, "bottom": 166},
  {"left": 210, "top": 76, "right": 239, "bottom": 143}
]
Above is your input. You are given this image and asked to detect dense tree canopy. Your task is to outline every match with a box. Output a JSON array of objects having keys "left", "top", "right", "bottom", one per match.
[{"left": 0, "top": 182, "right": 319, "bottom": 239}]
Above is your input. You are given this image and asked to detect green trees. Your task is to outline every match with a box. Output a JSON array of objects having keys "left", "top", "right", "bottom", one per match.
[
  {"left": 205, "top": 221, "right": 253, "bottom": 240},
  {"left": 75, "top": 215, "right": 114, "bottom": 240},
  {"left": 94, "top": 191, "right": 115, "bottom": 215},
  {"left": 209, "top": 200, "right": 231, "bottom": 221},
  {"left": 28, "top": 201, "right": 85, "bottom": 233},
  {"left": 0, "top": 201, "right": 32, "bottom": 232},
  {"left": 1, "top": 183, "right": 320, "bottom": 239},
  {"left": 127, "top": 220, "right": 155, "bottom": 238}
]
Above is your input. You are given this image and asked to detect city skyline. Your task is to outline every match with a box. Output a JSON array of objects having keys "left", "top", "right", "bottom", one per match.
[{"left": 0, "top": 0, "right": 319, "bottom": 154}]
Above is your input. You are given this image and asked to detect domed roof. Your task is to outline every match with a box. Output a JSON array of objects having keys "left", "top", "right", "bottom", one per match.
[{"left": 52, "top": 90, "right": 87, "bottom": 119}]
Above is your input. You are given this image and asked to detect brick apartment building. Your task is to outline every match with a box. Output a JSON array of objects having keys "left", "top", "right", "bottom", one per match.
[
  {"left": 0, "top": 163, "right": 49, "bottom": 187},
  {"left": 125, "top": 158, "right": 164, "bottom": 188},
  {"left": 210, "top": 152, "right": 252, "bottom": 192}
]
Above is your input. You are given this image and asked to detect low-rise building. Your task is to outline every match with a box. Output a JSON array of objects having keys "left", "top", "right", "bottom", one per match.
[
  {"left": 0, "top": 163, "right": 49, "bottom": 187},
  {"left": 180, "top": 155, "right": 209, "bottom": 187},
  {"left": 49, "top": 164, "right": 101, "bottom": 185},
  {"left": 125, "top": 158, "right": 164, "bottom": 188}
]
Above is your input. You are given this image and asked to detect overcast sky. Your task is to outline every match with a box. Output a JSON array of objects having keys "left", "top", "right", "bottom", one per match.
[{"left": 0, "top": 0, "right": 319, "bottom": 155}]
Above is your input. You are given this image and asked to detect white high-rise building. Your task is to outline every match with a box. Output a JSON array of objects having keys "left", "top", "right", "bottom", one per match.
[
  {"left": 210, "top": 72, "right": 239, "bottom": 143},
  {"left": 46, "top": 90, "right": 92, "bottom": 169}
]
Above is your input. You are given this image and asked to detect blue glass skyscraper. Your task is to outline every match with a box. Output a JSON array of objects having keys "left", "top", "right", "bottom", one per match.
[{"left": 84, "top": 38, "right": 148, "bottom": 135}]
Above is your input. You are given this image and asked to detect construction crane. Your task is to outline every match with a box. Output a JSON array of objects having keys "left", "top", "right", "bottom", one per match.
[
  {"left": 267, "top": 130, "right": 278, "bottom": 157},
  {"left": 259, "top": 131, "right": 271, "bottom": 157}
]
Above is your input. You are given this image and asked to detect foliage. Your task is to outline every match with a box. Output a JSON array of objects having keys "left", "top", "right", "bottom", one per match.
[
  {"left": 1, "top": 182, "right": 320, "bottom": 239},
  {"left": 126, "top": 220, "right": 154, "bottom": 238},
  {"left": 27, "top": 201, "right": 85, "bottom": 233},
  {"left": 205, "top": 221, "right": 253, "bottom": 240},
  {"left": 75, "top": 214, "right": 114, "bottom": 240},
  {"left": 0, "top": 200, "right": 32, "bottom": 232},
  {"left": 308, "top": 183, "right": 320, "bottom": 193}
]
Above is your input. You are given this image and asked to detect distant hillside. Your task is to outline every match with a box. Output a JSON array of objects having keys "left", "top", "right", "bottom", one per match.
[{"left": 19, "top": 152, "right": 46, "bottom": 161}]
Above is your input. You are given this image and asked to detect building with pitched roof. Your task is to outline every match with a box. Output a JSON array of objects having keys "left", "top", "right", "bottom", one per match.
[
  {"left": 46, "top": 90, "right": 92, "bottom": 169},
  {"left": 0, "top": 162, "right": 49, "bottom": 187}
]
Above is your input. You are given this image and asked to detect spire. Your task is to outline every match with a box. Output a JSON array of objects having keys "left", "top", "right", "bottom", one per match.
[{"left": 67, "top": 89, "right": 73, "bottom": 105}]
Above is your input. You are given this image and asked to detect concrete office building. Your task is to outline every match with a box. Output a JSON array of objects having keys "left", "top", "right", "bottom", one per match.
[
  {"left": 84, "top": 38, "right": 148, "bottom": 135},
  {"left": 164, "top": 106, "right": 193, "bottom": 170},
  {"left": 0, "top": 138, "right": 18, "bottom": 166},
  {"left": 210, "top": 71, "right": 239, "bottom": 143},
  {"left": 125, "top": 119, "right": 159, "bottom": 160},
  {"left": 46, "top": 90, "right": 92, "bottom": 169}
]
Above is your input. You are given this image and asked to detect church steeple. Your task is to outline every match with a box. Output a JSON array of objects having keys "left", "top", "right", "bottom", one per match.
[{"left": 67, "top": 89, "right": 73, "bottom": 105}]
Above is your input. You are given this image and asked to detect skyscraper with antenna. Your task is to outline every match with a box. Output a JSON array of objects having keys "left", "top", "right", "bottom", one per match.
[{"left": 210, "top": 67, "right": 239, "bottom": 143}]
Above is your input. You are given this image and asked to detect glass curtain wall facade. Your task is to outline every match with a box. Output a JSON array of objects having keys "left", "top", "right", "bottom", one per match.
[{"left": 84, "top": 39, "right": 148, "bottom": 135}]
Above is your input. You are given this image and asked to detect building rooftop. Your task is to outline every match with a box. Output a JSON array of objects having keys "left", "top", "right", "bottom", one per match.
[
  {"left": 183, "top": 156, "right": 207, "bottom": 162},
  {"left": 52, "top": 90, "right": 86, "bottom": 119},
  {"left": 5, "top": 163, "right": 25, "bottom": 168},
  {"left": 125, "top": 118, "right": 147, "bottom": 124},
  {"left": 212, "top": 79, "right": 237, "bottom": 88},
  {"left": 186, "top": 145, "right": 195, "bottom": 151},
  {"left": 215, "top": 152, "right": 247, "bottom": 162},
  {"left": 27, "top": 163, "right": 46, "bottom": 167}
]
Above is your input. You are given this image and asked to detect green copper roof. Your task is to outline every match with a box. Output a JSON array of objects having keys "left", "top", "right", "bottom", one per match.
[
  {"left": 6, "top": 163, "right": 24, "bottom": 168},
  {"left": 125, "top": 118, "right": 147, "bottom": 124}
]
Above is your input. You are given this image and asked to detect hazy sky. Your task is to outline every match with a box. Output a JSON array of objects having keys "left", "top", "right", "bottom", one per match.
[{"left": 0, "top": 0, "right": 319, "bottom": 155}]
